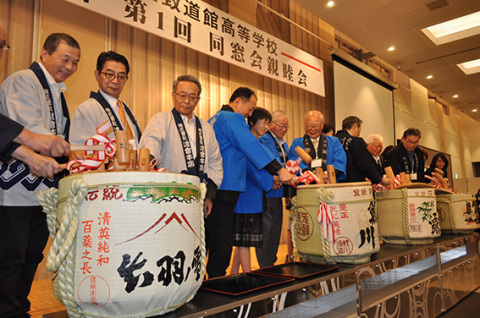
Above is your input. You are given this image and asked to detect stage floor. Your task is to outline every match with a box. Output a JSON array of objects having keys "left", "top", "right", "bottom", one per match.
[{"left": 37, "top": 234, "right": 480, "bottom": 317}]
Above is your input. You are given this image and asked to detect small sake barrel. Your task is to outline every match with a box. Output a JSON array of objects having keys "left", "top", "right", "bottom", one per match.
[
  {"left": 376, "top": 187, "right": 440, "bottom": 245},
  {"left": 293, "top": 182, "right": 379, "bottom": 264},
  {"left": 436, "top": 193, "right": 480, "bottom": 234},
  {"left": 41, "top": 172, "right": 205, "bottom": 317}
]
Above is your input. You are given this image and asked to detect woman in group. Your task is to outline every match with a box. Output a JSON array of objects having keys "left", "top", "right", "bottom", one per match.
[
  {"left": 425, "top": 153, "right": 449, "bottom": 178},
  {"left": 230, "top": 107, "right": 280, "bottom": 274}
]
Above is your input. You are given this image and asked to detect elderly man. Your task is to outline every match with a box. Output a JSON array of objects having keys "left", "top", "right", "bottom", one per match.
[
  {"left": 335, "top": 116, "right": 389, "bottom": 185},
  {"left": 70, "top": 51, "right": 142, "bottom": 146},
  {"left": 366, "top": 134, "right": 386, "bottom": 176},
  {"left": 0, "top": 33, "right": 80, "bottom": 318},
  {"left": 386, "top": 128, "right": 425, "bottom": 183},
  {"left": 0, "top": 24, "right": 70, "bottom": 177},
  {"left": 255, "top": 110, "right": 290, "bottom": 268},
  {"left": 207, "top": 87, "right": 294, "bottom": 278},
  {"left": 288, "top": 110, "right": 347, "bottom": 181},
  {"left": 139, "top": 74, "right": 223, "bottom": 215}
]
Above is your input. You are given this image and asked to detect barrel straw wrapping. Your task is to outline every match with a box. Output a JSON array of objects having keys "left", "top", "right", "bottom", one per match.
[
  {"left": 292, "top": 182, "right": 379, "bottom": 264},
  {"left": 376, "top": 188, "right": 440, "bottom": 245},
  {"left": 436, "top": 193, "right": 480, "bottom": 234},
  {"left": 38, "top": 171, "right": 206, "bottom": 318}
]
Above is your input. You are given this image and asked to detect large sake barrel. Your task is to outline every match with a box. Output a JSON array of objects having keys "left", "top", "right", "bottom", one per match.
[
  {"left": 37, "top": 171, "right": 206, "bottom": 318},
  {"left": 292, "top": 182, "right": 379, "bottom": 264},
  {"left": 376, "top": 186, "right": 440, "bottom": 245},
  {"left": 436, "top": 192, "right": 480, "bottom": 234}
]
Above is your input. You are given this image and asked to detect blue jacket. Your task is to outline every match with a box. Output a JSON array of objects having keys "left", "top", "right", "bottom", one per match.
[
  {"left": 209, "top": 108, "right": 275, "bottom": 192},
  {"left": 288, "top": 135, "right": 347, "bottom": 181},
  {"left": 234, "top": 161, "right": 273, "bottom": 214},
  {"left": 259, "top": 132, "right": 288, "bottom": 198}
]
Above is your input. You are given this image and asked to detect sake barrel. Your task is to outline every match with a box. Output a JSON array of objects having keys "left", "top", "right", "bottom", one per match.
[
  {"left": 436, "top": 192, "right": 480, "bottom": 234},
  {"left": 376, "top": 187, "right": 440, "bottom": 245},
  {"left": 292, "top": 182, "right": 379, "bottom": 264},
  {"left": 37, "top": 171, "right": 206, "bottom": 318}
]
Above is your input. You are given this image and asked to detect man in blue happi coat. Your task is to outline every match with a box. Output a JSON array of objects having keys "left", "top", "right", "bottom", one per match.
[
  {"left": 288, "top": 110, "right": 347, "bottom": 181},
  {"left": 207, "top": 87, "right": 294, "bottom": 278}
]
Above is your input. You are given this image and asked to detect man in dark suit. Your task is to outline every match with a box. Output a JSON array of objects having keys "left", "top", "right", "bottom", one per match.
[
  {"left": 366, "top": 133, "right": 386, "bottom": 176},
  {"left": 335, "top": 116, "right": 390, "bottom": 186},
  {"left": 385, "top": 128, "right": 426, "bottom": 183}
]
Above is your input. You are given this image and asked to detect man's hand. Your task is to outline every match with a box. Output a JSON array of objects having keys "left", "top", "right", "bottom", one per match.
[
  {"left": 15, "top": 128, "right": 71, "bottom": 157},
  {"left": 272, "top": 176, "right": 282, "bottom": 190},
  {"left": 12, "top": 146, "right": 62, "bottom": 178},
  {"left": 204, "top": 198, "right": 213, "bottom": 217},
  {"left": 277, "top": 167, "right": 295, "bottom": 184},
  {"left": 380, "top": 176, "right": 391, "bottom": 186}
]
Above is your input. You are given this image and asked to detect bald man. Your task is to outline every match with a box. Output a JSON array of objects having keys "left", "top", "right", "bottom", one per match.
[{"left": 288, "top": 110, "right": 347, "bottom": 181}]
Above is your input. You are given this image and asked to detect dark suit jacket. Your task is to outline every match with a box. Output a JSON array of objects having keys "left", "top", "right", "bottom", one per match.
[
  {"left": 0, "top": 114, "right": 23, "bottom": 162},
  {"left": 335, "top": 130, "right": 383, "bottom": 183},
  {"left": 385, "top": 142, "right": 426, "bottom": 183}
]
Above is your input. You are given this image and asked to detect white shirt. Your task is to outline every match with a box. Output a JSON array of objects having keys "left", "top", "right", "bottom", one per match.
[
  {"left": 70, "top": 89, "right": 140, "bottom": 146},
  {"left": 139, "top": 111, "right": 223, "bottom": 188}
]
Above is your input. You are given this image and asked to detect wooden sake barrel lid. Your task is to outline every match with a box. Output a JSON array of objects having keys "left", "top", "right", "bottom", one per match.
[
  {"left": 395, "top": 182, "right": 434, "bottom": 189},
  {"left": 434, "top": 188, "right": 455, "bottom": 194},
  {"left": 298, "top": 181, "right": 371, "bottom": 189}
]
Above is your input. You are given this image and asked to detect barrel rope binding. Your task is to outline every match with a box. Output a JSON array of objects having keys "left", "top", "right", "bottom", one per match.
[
  {"left": 37, "top": 187, "right": 60, "bottom": 240},
  {"left": 290, "top": 196, "right": 299, "bottom": 260},
  {"left": 437, "top": 197, "right": 456, "bottom": 233},
  {"left": 401, "top": 188, "right": 412, "bottom": 244},
  {"left": 59, "top": 179, "right": 88, "bottom": 317},
  {"left": 315, "top": 188, "right": 335, "bottom": 264}
]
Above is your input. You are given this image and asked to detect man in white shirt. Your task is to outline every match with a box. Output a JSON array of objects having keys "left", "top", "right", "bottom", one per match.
[
  {"left": 70, "top": 51, "right": 142, "bottom": 146},
  {"left": 0, "top": 33, "right": 80, "bottom": 318},
  {"left": 139, "top": 74, "right": 223, "bottom": 216}
]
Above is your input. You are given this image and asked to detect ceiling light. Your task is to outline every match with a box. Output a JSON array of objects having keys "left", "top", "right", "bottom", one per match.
[
  {"left": 473, "top": 109, "right": 478, "bottom": 112},
  {"left": 326, "top": 1, "right": 336, "bottom": 8},
  {"left": 452, "top": 94, "right": 459, "bottom": 98},
  {"left": 426, "top": 75, "right": 433, "bottom": 79},
  {"left": 421, "top": 11, "right": 480, "bottom": 45},
  {"left": 457, "top": 58, "right": 480, "bottom": 75},
  {"left": 387, "top": 46, "right": 396, "bottom": 52}
]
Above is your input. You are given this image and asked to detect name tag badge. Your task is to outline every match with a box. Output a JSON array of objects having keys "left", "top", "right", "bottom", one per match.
[
  {"left": 410, "top": 173, "right": 418, "bottom": 181},
  {"left": 311, "top": 158, "right": 323, "bottom": 168}
]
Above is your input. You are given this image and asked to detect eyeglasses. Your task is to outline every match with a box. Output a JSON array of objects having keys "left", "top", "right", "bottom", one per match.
[
  {"left": 306, "top": 124, "right": 322, "bottom": 129},
  {"left": 174, "top": 92, "right": 199, "bottom": 102},
  {"left": 273, "top": 121, "right": 290, "bottom": 130},
  {"left": 405, "top": 138, "right": 419, "bottom": 145},
  {"left": 101, "top": 72, "right": 128, "bottom": 82},
  {"left": 0, "top": 41, "right": 10, "bottom": 52}
]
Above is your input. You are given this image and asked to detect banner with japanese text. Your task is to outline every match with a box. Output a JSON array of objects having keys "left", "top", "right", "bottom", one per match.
[{"left": 63, "top": 0, "right": 325, "bottom": 96}]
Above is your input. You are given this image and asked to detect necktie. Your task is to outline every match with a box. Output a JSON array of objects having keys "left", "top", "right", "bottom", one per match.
[
  {"left": 312, "top": 138, "right": 319, "bottom": 159},
  {"left": 117, "top": 100, "right": 134, "bottom": 141}
]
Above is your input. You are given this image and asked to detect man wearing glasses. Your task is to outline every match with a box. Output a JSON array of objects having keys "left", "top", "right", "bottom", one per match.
[
  {"left": 70, "top": 51, "right": 142, "bottom": 146},
  {"left": 385, "top": 128, "right": 425, "bottom": 183},
  {"left": 255, "top": 110, "right": 290, "bottom": 267},
  {"left": 139, "top": 74, "right": 223, "bottom": 217},
  {"left": 288, "top": 110, "right": 347, "bottom": 181}
]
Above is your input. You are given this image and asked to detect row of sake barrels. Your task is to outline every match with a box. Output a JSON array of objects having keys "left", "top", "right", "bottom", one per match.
[
  {"left": 37, "top": 172, "right": 479, "bottom": 317},
  {"left": 292, "top": 182, "right": 480, "bottom": 265}
]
